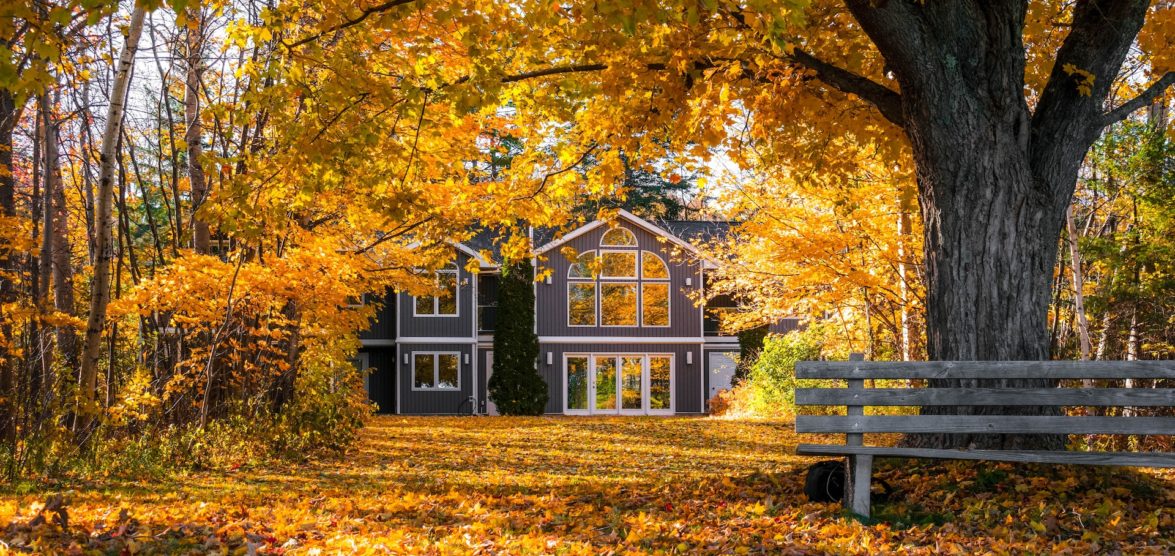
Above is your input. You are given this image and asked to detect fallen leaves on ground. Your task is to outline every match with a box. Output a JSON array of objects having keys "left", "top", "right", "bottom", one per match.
[{"left": 2, "top": 416, "right": 1172, "bottom": 554}]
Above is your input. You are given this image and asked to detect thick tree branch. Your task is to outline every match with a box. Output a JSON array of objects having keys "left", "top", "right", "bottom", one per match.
[
  {"left": 284, "top": 0, "right": 418, "bottom": 49},
  {"left": 789, "top": 48, "right": 904, "bottom": 127},
  {"left": 1101, "top": 72, "right": 1175, "bottom": 127},
  {"left": 1032, "top": 0, "right": 1151, "bottom": 143}
]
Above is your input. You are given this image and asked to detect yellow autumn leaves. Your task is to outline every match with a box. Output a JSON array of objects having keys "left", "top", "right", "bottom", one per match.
[{"left": 3, "top": 416, "right": 1172, "bottom": 554}]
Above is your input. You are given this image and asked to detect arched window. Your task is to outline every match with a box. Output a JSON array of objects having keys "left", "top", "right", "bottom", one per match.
[
  {"left": 641, "top": 251, "right": 669, "bottom": 279},
  {"left": 640, "top": 252, "right": 670, "bottom": 326},
  {"left": 566, "top": 237, "right": 672, "bottom": 327},
  {"left": 601, "top": 227, "right": 637, "bottom": 246},
  {"left": 568, "top": 251, "right": 596, "bottom": 279}
]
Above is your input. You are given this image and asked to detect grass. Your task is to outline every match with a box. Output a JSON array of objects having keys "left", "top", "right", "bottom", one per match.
[{"left": 2, "top": 415, "right": 1173, "bottom": 554}]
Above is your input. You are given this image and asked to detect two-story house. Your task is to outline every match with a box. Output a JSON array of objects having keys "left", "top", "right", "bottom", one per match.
[{"left": 355, "top": 209, "right": 799, "bottom": 415}]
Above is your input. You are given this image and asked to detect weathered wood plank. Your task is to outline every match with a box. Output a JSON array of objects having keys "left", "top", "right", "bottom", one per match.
[
  {"left": 795, "top": 415, "right": 1175, "bottom": 435},
  {"left": 795, "top": 360, "right": 1175, "bottom": 380},
  {"left": 795, "top": 444, "right": 1175, "bottom": 468},
  {"left": 795, "top": 388, "right": 1175, "bottom": 407},
  {"left": 845, "top": 455, "right": 873, "bottom": 518}
]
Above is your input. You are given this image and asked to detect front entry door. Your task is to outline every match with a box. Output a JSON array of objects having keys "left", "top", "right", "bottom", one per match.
[{"left": 485, "top": 351, "right": 498, "bottom": 416}]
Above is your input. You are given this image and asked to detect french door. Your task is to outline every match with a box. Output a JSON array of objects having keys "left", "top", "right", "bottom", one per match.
[{"left": 565, "top": 354, "right": 673, "bottom": 415}]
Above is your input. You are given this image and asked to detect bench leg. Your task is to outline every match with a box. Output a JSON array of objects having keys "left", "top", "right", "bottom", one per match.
[{"left": 844, "top": 455, "right": 873, "bottom": 519}]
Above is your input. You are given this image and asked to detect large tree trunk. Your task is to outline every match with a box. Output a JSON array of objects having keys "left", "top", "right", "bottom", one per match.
[
  {"left": 79, "top": 7, "right": 146, "bottom": 430},
  {"left": 838, "top": 0, "right": 1156, "bottom": 449}
]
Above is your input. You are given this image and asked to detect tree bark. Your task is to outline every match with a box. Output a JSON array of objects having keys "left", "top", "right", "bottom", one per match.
[
  {"left": 41, "top": 95, "right": 78, "bottom": 370},
  {"left": 79, "top": 7, "right": 146, "bottom": 430},
  {"left": 185, "top": 4, "right": 211, "bottom": 254},
  {"left": 1067, "top": 206, "right": 1092, "bottom": 362},
  {"left": 0, "top": 89, "right": 20, "bottom": 449},
  {"left": 831, "top": 0, "right": 1161, "bottom": 449}
]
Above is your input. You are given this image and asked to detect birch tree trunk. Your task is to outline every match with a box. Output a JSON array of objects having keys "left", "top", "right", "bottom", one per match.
[
  {"left": 1066, "top": 206, "right": 1091, "bottom": 362},
  {"left": 185, "top": 4, "right": 211, "bottom": 254},
  {"left": 78, "top": 7, "right": 147, "bottom": 428}
]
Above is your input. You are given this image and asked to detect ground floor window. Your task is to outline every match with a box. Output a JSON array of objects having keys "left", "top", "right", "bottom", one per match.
[
  {"left": 412, "top": 352, "right": 460, "bottom": 390},
  {"left": 564, "top": 354, "right": 673, "bottom": 414}
]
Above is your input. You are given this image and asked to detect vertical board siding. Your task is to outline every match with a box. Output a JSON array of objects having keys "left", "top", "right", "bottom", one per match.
[
  {"left": 399, "top": 252, "right": 477, "bottom": 338},
  {"left": 359, "top": 293, "right": 396, "bottom": 340},
  {"left": 539, "top": 343, "right": 704, "bottom": 414},
  {"left": 397, "top": 342, "right": 476, "bottom": 414},
  {"left": 537, "top": 223, "right": 703, "bottom": 338}
]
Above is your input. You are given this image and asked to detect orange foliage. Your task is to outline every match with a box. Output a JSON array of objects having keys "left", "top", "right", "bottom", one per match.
[{"left": 3, "top": 416, "right": 1173, "bottom": 554}]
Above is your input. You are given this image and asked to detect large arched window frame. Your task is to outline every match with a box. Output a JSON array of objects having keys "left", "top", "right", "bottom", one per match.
[{"left": 567, "top": 228, "right": 671, "bottom": 328}]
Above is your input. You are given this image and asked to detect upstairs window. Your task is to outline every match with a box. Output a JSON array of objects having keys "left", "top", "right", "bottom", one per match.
[
  {"left": 566, "top": 226, "right": 671, "bottom": 327},
  {"left": 601, "top": 227, "right": 637, "bottom": 246},
  {"left": 414, "top": 265, "right": 459, "bottom": 316}
]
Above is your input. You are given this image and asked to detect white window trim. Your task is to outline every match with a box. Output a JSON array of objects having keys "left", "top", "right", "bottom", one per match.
[
  {"left": 346, "top": 293, "right": 367, "bottom": 309},
  {"left": 413, "top": 268, "right": 460, "bottom": 318},
  {"left": 410, "top": 351, "right": 462, "bottom": 391},
  {"left": 567, "top": 282, "right": 597, "bottom": 327},
  {"left": 562, "top": 353, "right": 674, "bottom": 415},
  {"left": 641, "top": 282, "right": 672, "bottom": 328},
  {"left": 600, "top": 227, "right": 638, "bottom": 247},
  {"left": 598, "top": 249, "right": 638, "bottom": 279},
  {"left": 599, "top": 282, "right": 639, "bottom": 328}
]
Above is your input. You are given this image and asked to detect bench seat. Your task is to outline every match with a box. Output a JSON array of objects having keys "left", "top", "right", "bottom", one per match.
[
  {"left": 797, "top": 443, "right": 1175, "bottom": 468},
  {"left": 793, "top": 360, "right": 1175, "bottom": 518}
]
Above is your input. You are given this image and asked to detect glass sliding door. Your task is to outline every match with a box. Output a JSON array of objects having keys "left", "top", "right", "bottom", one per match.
[
  {"left": 593, "top": 356, "right": 618, "bottom": 411},
  {"left": 648, "top": 356, "right": 672, "bottom": 413},
  {"left": 566, "top": 356, "right": 589, "bottom": 413},
  {"left": 564, "top": 353, "right": 675, "bottom": 415},
  {"left": 620, "top": 356, "right": 644, "bottom": 412}
]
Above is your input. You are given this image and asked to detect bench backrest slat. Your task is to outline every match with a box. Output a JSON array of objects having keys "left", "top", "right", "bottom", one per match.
[
  {"left": 795, "top": 360, "right": 1175, "bottom": 380},
  {"left": 796, "top": 387, "right": 1175, "bottom": 407},
  {"left": 795, "top": 415, "right": 1175, "bottom": 436}
]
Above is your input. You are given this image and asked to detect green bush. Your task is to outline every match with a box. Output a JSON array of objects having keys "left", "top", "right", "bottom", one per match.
[{"left": 740, "top": 328, "right": 824, "bottom": 416}]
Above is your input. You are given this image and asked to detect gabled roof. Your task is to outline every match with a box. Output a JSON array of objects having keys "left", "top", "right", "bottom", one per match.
[
  {"left": 452, "top": 211, "right": 733, "bottom": 269},
  {"left": 533, "top": 209, "right": 723, "bottom": 255}
]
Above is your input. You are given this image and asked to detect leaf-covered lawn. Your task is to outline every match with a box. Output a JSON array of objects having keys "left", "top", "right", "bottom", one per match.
[{"left": 3, "top": 416, "right": 1173, "bottom": 554}]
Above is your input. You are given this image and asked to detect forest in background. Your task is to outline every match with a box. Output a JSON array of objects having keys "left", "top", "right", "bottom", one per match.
[{"left": 0, "top": 0, "right": 1172, "bottom": 481}]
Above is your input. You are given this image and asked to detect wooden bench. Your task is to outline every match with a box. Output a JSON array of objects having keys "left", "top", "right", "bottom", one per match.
[{"left": 793, "top": 360, "right": 1175, "bottom": 518}]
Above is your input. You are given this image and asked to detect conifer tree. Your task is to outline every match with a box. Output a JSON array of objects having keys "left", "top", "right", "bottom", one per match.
[{"left": 488, "top": 258, "right": 548, "bottom": 415}]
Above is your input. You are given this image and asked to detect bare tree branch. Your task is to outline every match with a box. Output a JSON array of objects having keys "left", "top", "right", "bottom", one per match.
[
  {"left": 283, "top": 0, "right": 419, "bottom": 49},
  {"left": 1101, "top": 72, "right": 1175, "bottom": 127}
]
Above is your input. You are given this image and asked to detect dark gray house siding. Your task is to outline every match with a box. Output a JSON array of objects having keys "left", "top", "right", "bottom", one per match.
[
  {"left": 538, "top": 342, "right": 704, "bottom": 414},
  {"left": 536, "top": 222, "right": 703, "bottom": 338},
  {"left": 397, "top": 252, "right": 477, "bottom": 339},
  {"left": 396, "top": 342, "right": 477, "bottom": 415},
  {"left": 358, "top": 293, "right": 396, "bottom": 341}
]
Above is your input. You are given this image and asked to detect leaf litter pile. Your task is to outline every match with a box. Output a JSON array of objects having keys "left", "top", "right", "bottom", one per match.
[{"left": 2, "top": 416, "right": 1172, "bottom": 554}]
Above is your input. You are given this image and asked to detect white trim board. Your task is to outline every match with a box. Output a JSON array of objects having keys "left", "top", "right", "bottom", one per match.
[
  {"left": 539, "top": 336, "right": 703, "bottom": 344},
  {"left": 535, "top": 209, "right": 701, "bottom": 256},
  {"left": 361, "top": 339, "right": 397, "bottom": 347},
  {"left": 397, "top": 337, "right": 478, "bottom": 344}
]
